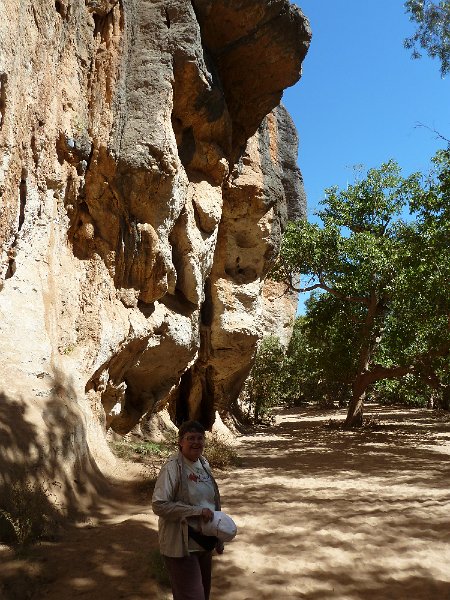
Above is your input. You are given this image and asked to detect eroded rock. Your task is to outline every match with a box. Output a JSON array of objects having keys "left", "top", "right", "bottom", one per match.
[{"left": 0, "top": 0, "right": 310, "bottom": 501}]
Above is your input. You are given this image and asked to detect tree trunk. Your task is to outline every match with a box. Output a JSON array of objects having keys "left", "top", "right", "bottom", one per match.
[
  {"left": 344, "top": 394, "right": 364, "bottom": 427},
  {"left": 344, "top": 375, "right": 368, "bottom": 428},
  {"left": 343, "top": 293, "right": 380, "bottom": 428},
  {"left": 441, "top": 386, "right": 450, "bottom": 411}
]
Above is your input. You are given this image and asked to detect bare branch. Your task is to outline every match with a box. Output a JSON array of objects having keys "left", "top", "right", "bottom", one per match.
[
  {"left": 318, "top": 277, "right": 370, "bottom": 305},
  {"left": 298, "top": 282, "right": 324, "bottom": 293},
  {"left": 415, "top": 122, "right": 450, "bottom": 145}
]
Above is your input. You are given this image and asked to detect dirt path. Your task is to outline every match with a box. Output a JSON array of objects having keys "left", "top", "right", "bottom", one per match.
[
  {"left": 214, "top": 405, "right": 450, "bottom": 600},
  {"left": 1, "top": 405, "right": 450, "bottom": 600}
]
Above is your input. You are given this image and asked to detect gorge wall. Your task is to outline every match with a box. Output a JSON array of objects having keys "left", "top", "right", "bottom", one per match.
[{"left": 0, "top": 0, "right": 310, "bottom": 501}]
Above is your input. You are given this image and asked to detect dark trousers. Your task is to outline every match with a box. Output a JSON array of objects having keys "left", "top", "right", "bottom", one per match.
[{"left": 164, "top": 552, "right": 213, "bottom": 600}]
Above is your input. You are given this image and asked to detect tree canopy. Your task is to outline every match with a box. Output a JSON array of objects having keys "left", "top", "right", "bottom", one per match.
[
  {"left": 240, "top": 336, "right": 285, "bottom": 424},
  {"left": 404, "top": 1, "right": 450, "bottom": 75},
  {"left": 274, "top": 151, "right": 450, "bottom": 426}
]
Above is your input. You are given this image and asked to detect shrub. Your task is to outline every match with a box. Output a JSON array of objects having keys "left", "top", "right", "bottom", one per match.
[
  {"left": 109, "top": 439, "right": 174, "bottom": 462},
  {"left": 0, "top": 480, "right": 60, "bottom": 550},
  {"left": 373, "top": 376, "right": 431, "bottom": 408},
  {"left": 241, "top": 336, "right": 285, "bottom": 424},
  {"left": 110, "top": 428, "right": 239, "bottom": 472},
  {"left": 148, "top": 549, "right": 171, "bottom": 587},
  {"left": 204, "top": 433, "right": 240, "bottom": 469}
]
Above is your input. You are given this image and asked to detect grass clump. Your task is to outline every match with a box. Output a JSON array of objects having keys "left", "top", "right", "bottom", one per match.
[
  {"left": 110, "top": 430, "right": 240, "bottom": 470},
  {"left": 0, "top": 480, "right": 61, "bottom": 551},
  {"left": 110, "top": 439, "right": 173, "bottom": 462},
  {"left": 148, "top": 549, "right": 171, "bottom": 587},
  {"left": 204, "top": 433, "right": 241, "bottom": 469}
]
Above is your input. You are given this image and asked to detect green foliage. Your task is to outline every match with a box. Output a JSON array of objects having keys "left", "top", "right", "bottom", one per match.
[
  {"left": 110, "top": 439, "right": 173, "bottom": 461},
  {"left": 274, "top": 153, "right": 450, "bottom": 425},
  {"left": 283, "top": 305, "right": 355, "bottom": 408},
  {"left": 246, "top": 309, "right": 355, "bottom": 412},
  {"left": 277, "top": 161, "right": 422, "bottom": 299},
  {"left": 374, "top": 376, "right": 431, "bottom": 407},
  {"left": 277, "top": 318, "right": 308, "bottom": 406},
  {"left": 404, "top": 1, "right": 450, "bottom": 76},
  {"left": 203, "top": 434, "right": 241, "bottom": 469},
  {"left": 148, "top": 549, "right": 171, "bottom": 587},
  {"left": 110, "top": 432, "right": 239, "bottom": 470},
  {"left": 0, "top": 481, "right": 60, "bottom": 550},
  {"left": 242, "top": 336, "right": 285, "bottom": 423}
]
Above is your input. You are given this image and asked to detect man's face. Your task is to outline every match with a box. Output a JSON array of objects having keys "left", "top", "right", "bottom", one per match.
[{"left": 179, "top": 431, "right": 205, "bottom": 462}]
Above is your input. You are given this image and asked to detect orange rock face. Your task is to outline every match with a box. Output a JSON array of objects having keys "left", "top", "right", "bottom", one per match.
[{"left": 0, "top": 0, "right": 310, "bottom": 493}]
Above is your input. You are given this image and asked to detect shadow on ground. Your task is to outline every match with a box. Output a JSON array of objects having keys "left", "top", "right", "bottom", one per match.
[
  {"left": 1, "top": 404, "right": 450, "bottom": 600},
  {"left": 0, "top": 382, "right": 169, "bottom": 600},
  {"left": 0, "top": 493, "right": 169, "bottom": 600},
  {"left": 213, "top": 405, "right": 450, "bottom": 600}
]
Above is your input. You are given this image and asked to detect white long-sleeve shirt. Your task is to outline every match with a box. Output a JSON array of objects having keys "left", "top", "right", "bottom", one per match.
[{"left": 152, "top": 451, "right": 221, "bottom": 557}]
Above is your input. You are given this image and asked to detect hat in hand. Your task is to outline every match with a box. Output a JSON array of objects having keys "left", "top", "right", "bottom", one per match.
[{"left": 201, "top": 511, "right": 237, "bottom": 542}]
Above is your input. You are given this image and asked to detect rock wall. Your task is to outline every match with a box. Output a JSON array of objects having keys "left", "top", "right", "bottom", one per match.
[{"left": 0, "top": 0, "right": 310, "bottom": 498}]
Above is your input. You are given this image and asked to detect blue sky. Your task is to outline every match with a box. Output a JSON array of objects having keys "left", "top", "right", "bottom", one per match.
[
  {"left": 284, "top": 0, "right": 450, "bottom": 219},
  {"left": 282, "top": 1, "right": 450, "bottom": 313}
]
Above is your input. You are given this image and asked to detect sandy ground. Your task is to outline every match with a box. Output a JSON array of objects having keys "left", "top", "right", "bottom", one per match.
[{"left": 1, "top": 405, "right": 450, "bottom": 600}]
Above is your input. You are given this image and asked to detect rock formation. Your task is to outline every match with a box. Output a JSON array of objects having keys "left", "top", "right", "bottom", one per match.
[{"left": 0, "top": 0, "right": 310, "bottom": 500}]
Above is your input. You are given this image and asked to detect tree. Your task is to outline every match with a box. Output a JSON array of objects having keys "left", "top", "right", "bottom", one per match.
[
  {"left": 275, "top": 154, "right": 450, "bottom": 427},
  {"left": 392, "top": 149, "right": 450, "bottom": 407},
  {"left": 404, "top": 1, "right": 450, "bottom": 76},
  {"left": 373, "top": 375, "right": 436, "bottom": 407},
  {"left": 281, "top": 304, "right": 355, "bottom": 408},
  {"left": 242, "top": 336, "right": 285, "bottom": 424},
  {"left": 276, "top": 317, "right": 310, "bottom": 406}
]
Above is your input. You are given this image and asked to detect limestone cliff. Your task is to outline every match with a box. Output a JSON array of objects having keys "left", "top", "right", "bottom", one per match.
[{"left": 0, "top": 0, "right": 310, "bottom": 499}]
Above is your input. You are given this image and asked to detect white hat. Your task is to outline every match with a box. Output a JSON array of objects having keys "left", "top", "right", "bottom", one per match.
[{"left": 201, "top": 511, "right": 237, "bottom": 542}]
